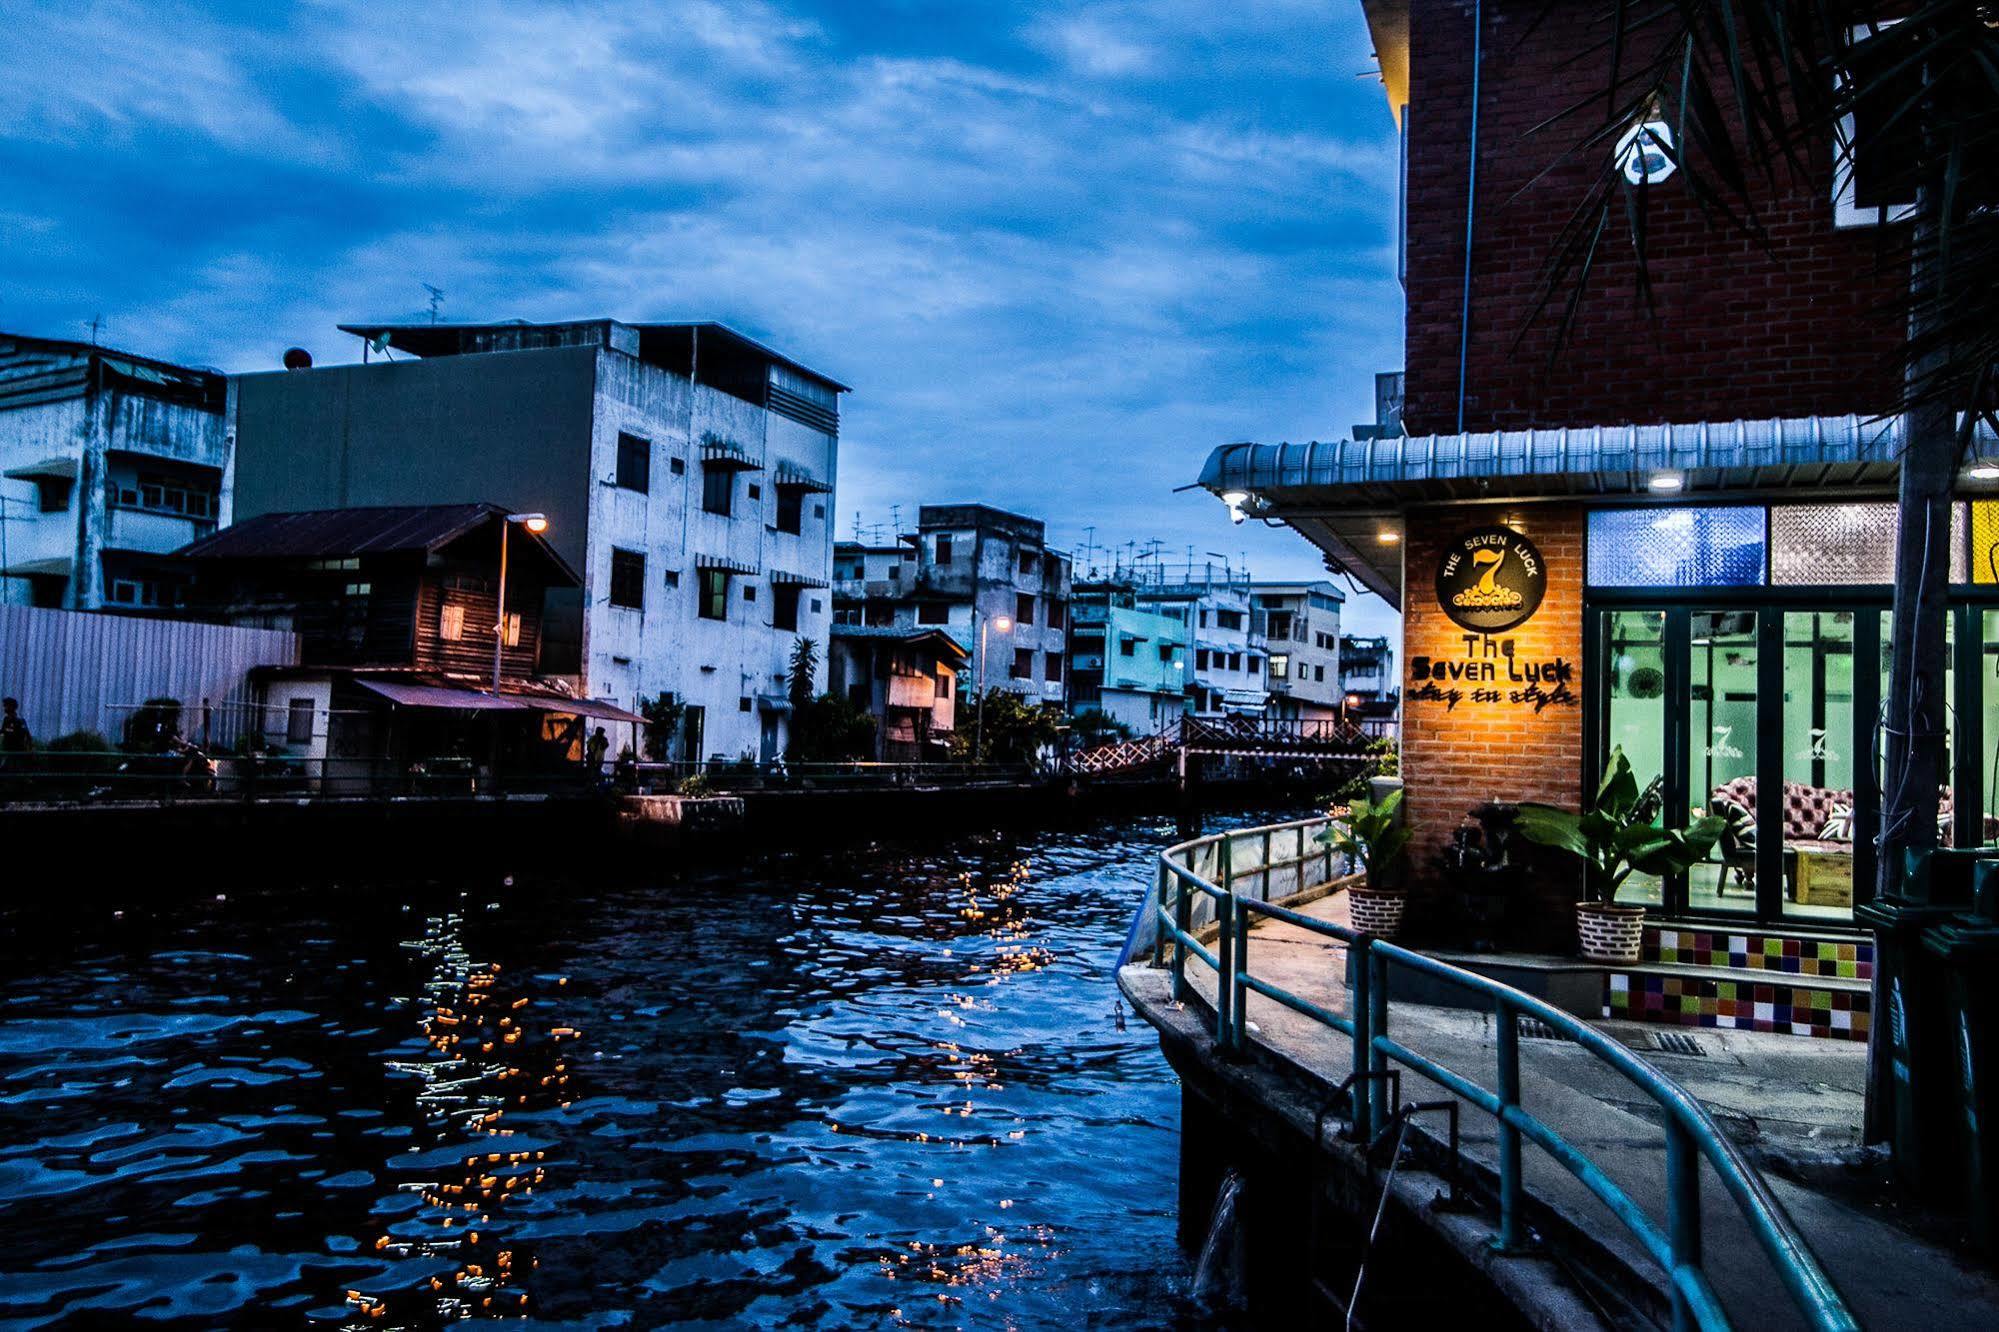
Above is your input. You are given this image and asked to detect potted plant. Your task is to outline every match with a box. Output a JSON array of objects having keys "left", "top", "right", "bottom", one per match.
[
  {"left": 1514, "top": 747, "right": 1726, "bottom": 963},
  {"left": 1319, "top": 789, "right": 1413, "bottom": 937}
]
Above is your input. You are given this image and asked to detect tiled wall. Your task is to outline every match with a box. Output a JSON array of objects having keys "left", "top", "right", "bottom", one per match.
[
  {"left": 1606, "top": 972, "right": 1869, "bottom": 1042},
  {"left": 1646, "top": 926, "right": 1873, "bottom": 981}
]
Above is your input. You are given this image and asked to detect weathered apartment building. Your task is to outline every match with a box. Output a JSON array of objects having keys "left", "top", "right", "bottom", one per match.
[
  {"left": 832, "top": 505, "right": 1071, "bottom": 709},
  {"left": 1338, "top": 633, "right": 1397, "bottom": 713},
  {"left": 1067, "top": 577, "right": 1190, "bottom": 733},
  {"left": 0, "top": 334, "right": 232, "bottom": 612},
  {"left": 1126, "top": 562, "right": 1267, "bottom": 717},
  {"left": 1249, "top": 581, "right": 1344, "bottom": 724},
  {"left": 231, "top": 319, "right": 844, "bottom": 763}
]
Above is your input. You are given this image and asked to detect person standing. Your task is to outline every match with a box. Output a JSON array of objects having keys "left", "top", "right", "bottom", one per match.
[
  {"left": 585, "top": 726, "right": 610, "bottom": 775},
  {"left": 0, "top": 697, "right": 30, "bottom": 761}
]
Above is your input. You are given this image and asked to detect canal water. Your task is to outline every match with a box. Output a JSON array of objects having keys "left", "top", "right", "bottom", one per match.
[{"left": 0, "top": 807, "right": 1307, "bottom": 1329}]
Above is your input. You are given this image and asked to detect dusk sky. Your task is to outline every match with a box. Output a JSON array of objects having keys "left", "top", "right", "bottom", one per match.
[{"left": 2, "top": 0, "right": 1404, "bottom": 636}]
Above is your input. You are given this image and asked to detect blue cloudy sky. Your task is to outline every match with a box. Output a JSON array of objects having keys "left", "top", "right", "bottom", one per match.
[{"left": 2, "top": 0, "right": 1403, "bottom": 634}]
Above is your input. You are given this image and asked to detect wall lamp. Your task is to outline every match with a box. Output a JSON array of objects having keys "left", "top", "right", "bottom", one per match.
[{"left": 1648, "top": 472, "right": 1684, "bottom": 493}]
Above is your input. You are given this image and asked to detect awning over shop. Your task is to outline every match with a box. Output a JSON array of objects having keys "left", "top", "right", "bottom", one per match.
[
  {"left": 699, "top": 439, "right": 762, "bottom": 471},
  {"left": 3, "top": 456, "right": 77, "bottom": 481},
  {"left": 358, "top": 679, "right": 530, "bottom": 711},
  {"left": 694, "top": 553, "right": 758, "bottom": 575},
  {"left": 1197, "top": 412, "right": 1999, "bottom": 609},
  {"left": 772, "top": 462, "right": 833, "bottom": 493},
  {"left": 767, "top": 568, "right": 828, "bottom": 589}
]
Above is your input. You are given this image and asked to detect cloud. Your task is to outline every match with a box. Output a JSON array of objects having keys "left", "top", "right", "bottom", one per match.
[{"left": 1, "top": 0, "right": 1403, "bottom": 597}]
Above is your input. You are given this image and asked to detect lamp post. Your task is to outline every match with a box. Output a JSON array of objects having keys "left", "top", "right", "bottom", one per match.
[
  {"left": 974, "top": 610, "right": 1012, "bottom": 765},
  {"left": 493, "top": 512, "right": 548, "bottom": 692}
]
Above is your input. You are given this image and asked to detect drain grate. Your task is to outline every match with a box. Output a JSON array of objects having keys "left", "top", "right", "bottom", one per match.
[
  {"left": 1651, "top": 1032, "right": 1708, "bottom": 1057},
  {"left": 1517, "top": 1017, "right": 1563, "bottom": 1041}
]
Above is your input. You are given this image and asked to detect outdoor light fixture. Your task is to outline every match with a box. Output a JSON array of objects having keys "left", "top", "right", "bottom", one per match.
[
  {"left": 1220, "top": 490, "right": 1249, "bottom": 507},
  {"left": 1648, "top": 472, "right": 1685, "bottom": 493},
  {"left": 1968, "top": 464, "right": 1999, "bottom": 482},
  {"left": 1615, "top": 104, "right": 1678, "bottom": 186},
  {"left": 1377, "top": 529, "right": 1401, "bottom": 544}
]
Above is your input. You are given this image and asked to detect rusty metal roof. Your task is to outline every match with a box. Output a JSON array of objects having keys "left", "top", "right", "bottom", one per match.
[{"left": 176, "top": 504, "right": 579, "bottom": 585}]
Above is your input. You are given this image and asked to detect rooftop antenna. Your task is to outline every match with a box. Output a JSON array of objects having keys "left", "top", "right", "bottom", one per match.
[
  {"left": 86, "top": 314, "right": 103, "bottom": 346},
  {"left": 1080, "top": 525, "right": 1098, "bottom": 576},
  {"left": 423, "top": 284, "right": 444, "bottom": 324},
  {"left": 888, "top": 503, "right": 903, "bottom": 536}
]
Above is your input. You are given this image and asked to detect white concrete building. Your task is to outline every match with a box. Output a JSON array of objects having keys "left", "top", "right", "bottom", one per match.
[
  {"left": 0, "top": 334, "right": 233, "bottom": 611},
  {"left": 231, "top": 319, "right": 846, "bottom": 764},
  {"left": 1251, "top": 581, "right": 1345, "bottom": 723},
  {"left": 1129, "top": 562, "right": 1268, "bottom": 716}
]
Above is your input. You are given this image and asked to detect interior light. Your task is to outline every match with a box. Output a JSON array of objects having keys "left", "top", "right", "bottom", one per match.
[{"left": 1648, "top": 472, "right": 1684, "bottom": 493}]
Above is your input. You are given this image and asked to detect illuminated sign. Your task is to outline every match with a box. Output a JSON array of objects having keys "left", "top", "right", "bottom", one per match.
[{"left": 1435, "top": 525, "right": 1546, "bottom": 634}]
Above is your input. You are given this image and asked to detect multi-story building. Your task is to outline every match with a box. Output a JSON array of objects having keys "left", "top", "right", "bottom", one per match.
[
  {"left": 1339, "top": 634, "right": 1397, "bottom": 712},
  {"left": 1067, "top": 578, "right": 1189, "bottom": 734},
  {"left": 1201, "top": 2, "right": 1991, "bottom": 940},
  {"left": 826, "top": 624, "right": 966, "bottom": 760},
  {"left": 1249, "top": 581, "right": 1345, "bottom": 724},
  {"left": 0, "top": 334, "right": 231, "bottom": 611},
  {"left": 230, "top": 319, "right": 845, "bottom": 764},
  {"left": 832, "top": 505, "right": 1071, "bottom": 710},
  {"left": 1129, "top": 562, "right": 1267, "bottom": 717}
]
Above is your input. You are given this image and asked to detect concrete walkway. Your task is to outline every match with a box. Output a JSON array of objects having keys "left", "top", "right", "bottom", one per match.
[{"left": 1148, "top": 891, "right": 1999, "bottom": 1329}]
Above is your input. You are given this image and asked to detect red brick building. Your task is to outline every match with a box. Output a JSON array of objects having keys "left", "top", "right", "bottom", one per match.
[{"left": 1200, "top": 1, "right": 1995, "bottom": 1040}]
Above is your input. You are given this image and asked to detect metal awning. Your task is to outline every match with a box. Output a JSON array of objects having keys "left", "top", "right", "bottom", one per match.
[
  {"left": 694, "top": 553, "right": 758, "bottom": 575},
  {"left": 3, "top": 456, "right": 77, "bottom": 481},
  {"left": 772, "top": 462, "right": 832, "bottom": 493},
  {"left": 358, "top": 679, "right": 530, "bottom": 711},
  {"left": 767, "top": 568, "right": 828, "bottom": 588},
  {"left": 1198, "top": 413, "right": 1999, "bottom": 609},
  {"left": 699, "top": 440, "right": 762, "bottom": 471}
]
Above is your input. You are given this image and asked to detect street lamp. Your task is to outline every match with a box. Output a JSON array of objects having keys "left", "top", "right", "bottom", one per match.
[
  {"left": 974, "top": 610, "right": 1013, "bottom": 764},
  {"left": 493, "top": 512, "right": 548, "bottom": 692}
]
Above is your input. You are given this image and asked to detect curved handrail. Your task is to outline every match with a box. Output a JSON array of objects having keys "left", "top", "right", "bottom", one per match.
[{"left": 1140, "top": 817, "right": 1856, "bottom": 1332}]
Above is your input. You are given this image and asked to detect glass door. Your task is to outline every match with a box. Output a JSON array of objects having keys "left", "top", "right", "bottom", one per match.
[
  {"left": 1780, "top": 612, "right": 1858, "bottom": 923},
  {"left": 1687, "top": 610, "right": 1760, "bottom": 916},
  {"left": 1602, "top": 610, "right": 1669, "bottom": 910}
]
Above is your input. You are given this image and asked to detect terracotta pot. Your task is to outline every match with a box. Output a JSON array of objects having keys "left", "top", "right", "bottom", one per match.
[
  {"left": 1576, "top": 901, "right": 1646, "bottom": 963},
  {"left": 1347, "top": 886, "right": 1405, "bottom": 939}
]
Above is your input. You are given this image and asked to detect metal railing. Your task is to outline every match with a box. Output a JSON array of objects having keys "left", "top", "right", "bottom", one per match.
[
  {"left": 0, "top": 752, "right": 599, "bottom": 805},
  {"left": 1144, "top": 816, "right": 1856, "bottom": 1332}
]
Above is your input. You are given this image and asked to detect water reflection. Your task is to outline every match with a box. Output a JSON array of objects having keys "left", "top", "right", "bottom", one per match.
[{"left": 0, "top": 809, "right": 1301, "bottom": 1328}]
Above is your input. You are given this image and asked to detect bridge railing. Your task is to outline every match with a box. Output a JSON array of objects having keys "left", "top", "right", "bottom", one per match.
[{"left": 1144, "top": 817, "right": 1856, "bottom": 1332}]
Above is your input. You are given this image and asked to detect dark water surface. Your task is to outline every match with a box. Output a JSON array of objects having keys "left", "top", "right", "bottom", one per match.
[{"left": 0, "top": 809, "right": 1298, "bottom": 1329}]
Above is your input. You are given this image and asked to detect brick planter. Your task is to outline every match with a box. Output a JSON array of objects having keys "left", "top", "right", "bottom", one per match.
[
  {"left": 1577, "top": 902, "right": 1646, "bottom": 963},
  {"left": 1348, "top": 886, "right": 1406, "bottom": 939}
]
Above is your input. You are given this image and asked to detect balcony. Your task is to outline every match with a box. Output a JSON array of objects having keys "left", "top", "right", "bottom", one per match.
[{"left": 104, "top": 506, "right": 216, "bottom": 554}]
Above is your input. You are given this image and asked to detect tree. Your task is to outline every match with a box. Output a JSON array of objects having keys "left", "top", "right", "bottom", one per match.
[
  {"left": 636, "top": 692, "right": 685, "bottom": 762},
  {"left": 783, "top": 635, "right": 876, "bottom": 762},
  {"left": 1537, "top": 4, "right": 1997, "bottom": 903},
  {"left": 952, "top": 688, "right": 1063, "bottom": 765},
  {"left": 787, "top": 636, "right": 818, "bottom": 712}
]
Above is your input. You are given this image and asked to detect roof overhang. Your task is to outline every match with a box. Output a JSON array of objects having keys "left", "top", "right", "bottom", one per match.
[
  {"left": 1198, "top": 413, "right": 1999, "bottom": 610},
  {"left": 4, "top": 456, "right": 77, "bottom": 482},
  {"left": 1359, "top": 0, "right": 1409, "bottom": 123}
]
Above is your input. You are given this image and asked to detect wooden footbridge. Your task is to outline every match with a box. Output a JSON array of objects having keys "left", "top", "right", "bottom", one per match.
[{"left": 1068, "top": 715, "right": 1388, "bottom": 777}]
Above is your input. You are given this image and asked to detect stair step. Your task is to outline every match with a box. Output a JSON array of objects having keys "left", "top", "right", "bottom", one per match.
[{"left": 1616, "top": 959, "right": 1870, "bottom": 994}]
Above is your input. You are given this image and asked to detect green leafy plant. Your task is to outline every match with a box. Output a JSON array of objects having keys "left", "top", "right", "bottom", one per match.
[
  {"left": 1318, "top": 788, "right": 1412, "bottom": 879},
  {"left": 1514, "top": 746, "right": 1727, "bottom": 905},
  {"left": 676, "top": 773, "right": 713, "bottom": 798},
  {"left": 636, "top": 692, "right": 686, "bottom": 762}
]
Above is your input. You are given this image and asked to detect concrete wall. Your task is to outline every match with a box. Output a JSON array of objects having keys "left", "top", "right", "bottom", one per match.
[
  {"left": 0, "top": 604, "right": 298, "bottom": 749},
  {"left": 1401, "top": 0, "right": 1907, "bottom": 435},
  {"left": 1400, "top": 505, "right": 1584, "bottom": 941}
]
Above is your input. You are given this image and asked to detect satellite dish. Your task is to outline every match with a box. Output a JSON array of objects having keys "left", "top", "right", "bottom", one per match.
[{"left": 282, "top": 347, "right": 313, "bottom": 370}]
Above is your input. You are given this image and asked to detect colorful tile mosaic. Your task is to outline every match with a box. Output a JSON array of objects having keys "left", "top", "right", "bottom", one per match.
[
  {"left": 1644, "top": 926, "right": 1873, "bottom": 980},
  {"left": 1604, "top": 970, "right": 1870, "bottom": 1042}
]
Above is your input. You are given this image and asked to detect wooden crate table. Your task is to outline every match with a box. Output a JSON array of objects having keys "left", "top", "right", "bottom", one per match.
[{"left": 1791, "top": 846, "right": 1854, "bottom": 908}]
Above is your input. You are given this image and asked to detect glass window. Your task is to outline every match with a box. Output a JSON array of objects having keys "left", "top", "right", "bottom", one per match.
[
  {"left": 615, "top": 432, "right": 650, "bottom": 493},
  {"left": 1045, "top": 653, "right": 1063, "bottom": 682},
  {"left": 609, "top": 549, "right": 646, "bottom": 609},
  {"left": 772, "top": 585, "right": 801, "bottom": 631},
  {"left": 1012, "top": 648, "right": 1033, "bottom": 678},
  {"left": 1969, "top": 501, "right": 1999, "bottom": 584},
  {"left": 1781, "top": 612, "right": 1857, "bottom": 923},
  {"left": 702, "top": 468, "right": 732, "bottom": 516},
  {"left": 1770, "top": 503, "right": 1896, "bottom": 584},
  {"left": 286, "top": 698, "right": 314, "bottom": 745},
  {"left": 1588, "top": 506, "right": 1766, "bottom": 586},
  {"left": 1269, "top": 653, "right": 1290, "bottom": 680},
  {"left": 935, "top": 534, "right": 953, "bottom": 564},
  {"left": 698, "top": 569, "right": 728, "bottom": 621},
  {"left": 439, "top": 602, "right": 465, "bottom": 641},
  {"left": 775, "top": 488, "right": 803, "bottom": 535},
  {"left": 917, "top": 602, "right": 949, "bottom": 625}
]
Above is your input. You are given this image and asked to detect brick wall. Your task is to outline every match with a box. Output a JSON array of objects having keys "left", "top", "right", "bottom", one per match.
[
  {"left": 1401, "top": 504, "right": 1584, "bottom": 945},
  {"left": 1402, "top": 0, "right": 1908, "bottom": 437}
]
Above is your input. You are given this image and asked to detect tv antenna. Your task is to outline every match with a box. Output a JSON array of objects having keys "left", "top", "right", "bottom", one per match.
[{"left": 422, "top": 284, "right": 444, "bottom": 324}]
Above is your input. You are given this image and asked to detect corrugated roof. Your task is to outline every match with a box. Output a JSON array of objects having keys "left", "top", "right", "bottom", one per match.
[
  {"left": 178, "top": 504, "right": 502, "bottom": 560},
  {"left": 830, "top": 624, "right": 970, "bottom": 661}
]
